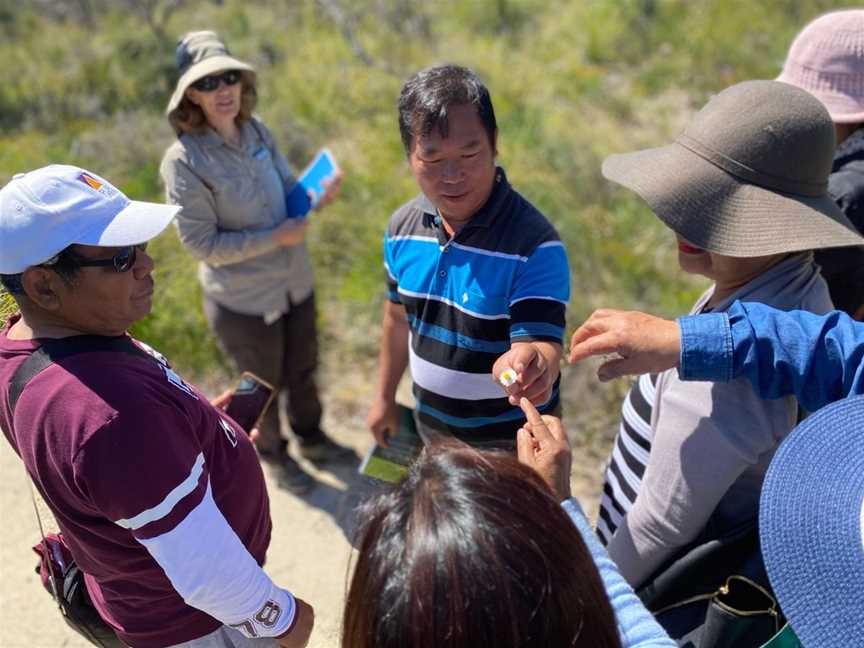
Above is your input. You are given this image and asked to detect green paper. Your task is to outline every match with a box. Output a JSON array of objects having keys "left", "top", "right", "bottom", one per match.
[{"left": 359, "top": 404, "right": 423, "bottom": 483}]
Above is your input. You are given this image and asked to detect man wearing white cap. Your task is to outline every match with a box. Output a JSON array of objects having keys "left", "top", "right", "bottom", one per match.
[{"left": 0, "top": 165, "right": 313, "bottom": 647}]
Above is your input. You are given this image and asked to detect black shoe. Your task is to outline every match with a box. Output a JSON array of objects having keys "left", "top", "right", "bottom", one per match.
[
  {"left": 297, "top": 435, "right": 358, "bottom": 466},
  {"left": 274, "top": 455, "right": 316, "bottom": 495}
]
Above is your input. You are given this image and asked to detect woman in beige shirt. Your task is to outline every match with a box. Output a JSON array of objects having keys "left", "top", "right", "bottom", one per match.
[{"left": 160, "top": 31, "right": 352, "bottom": 494}]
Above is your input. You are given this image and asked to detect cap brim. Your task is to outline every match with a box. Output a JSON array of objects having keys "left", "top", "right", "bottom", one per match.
[
  {"left": 166, "top": 55, "right": 255, "bottom": 116},
  {"left": 829, "top": 111, "right": 864, "bottom": 124},
  {"left": 602, "top": 142, "right": 864, "bottom": 256},
  {"left": 759, "top": 396, "right": 864, "bottom": 646},
  {"left": 78, "top": 200, "right": 180, "bottom": 247}
]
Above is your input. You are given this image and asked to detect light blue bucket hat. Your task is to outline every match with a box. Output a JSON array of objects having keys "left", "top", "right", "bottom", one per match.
[{"left": 759, "top": 395, "right": 864, "bottom": 646}]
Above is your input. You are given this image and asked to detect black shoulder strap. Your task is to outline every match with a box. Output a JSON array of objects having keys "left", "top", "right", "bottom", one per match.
[{"left": 8, "top": 335, "right": 152, "bottom": 416}]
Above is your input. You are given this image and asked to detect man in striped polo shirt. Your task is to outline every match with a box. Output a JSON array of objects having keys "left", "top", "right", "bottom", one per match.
[{"left": 366, "top": 65, "right": 571, "bottom": 447}]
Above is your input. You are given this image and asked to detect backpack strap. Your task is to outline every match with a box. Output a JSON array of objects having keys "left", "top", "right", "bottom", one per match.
[{"left": 8, "top": 335, "right": 152, "bottom": 416}]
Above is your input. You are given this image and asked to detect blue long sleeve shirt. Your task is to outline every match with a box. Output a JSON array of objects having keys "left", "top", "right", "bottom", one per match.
[
  {"left": 678, "top": 301, "right": 864, "bottom": 412},
  {"left": 562, "top": 498, "right": 675, "bottom": 647}
]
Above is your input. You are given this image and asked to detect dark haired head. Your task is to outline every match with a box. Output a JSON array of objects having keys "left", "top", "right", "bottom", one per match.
[
  {"left": 342, "top": 441, "right": 622, "bottom": 648},
  {"left": 0, "top": 247, "right": 81, "bottom": 299},
  {"left": 0, "top": 273, "right": 24, "bottom": 296},
  {"left": 398, "top": 64, "right": 498, "bottom": 155}
]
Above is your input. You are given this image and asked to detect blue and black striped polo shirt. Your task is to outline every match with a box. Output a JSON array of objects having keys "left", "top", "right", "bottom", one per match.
[{"left": 384, "top": 168, "right": 571, "bottom": 442}]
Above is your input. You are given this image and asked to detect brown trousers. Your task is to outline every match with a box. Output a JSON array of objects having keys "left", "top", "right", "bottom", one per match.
[{"left": 204, "top": 293, "right": 324, "bottom": 455}]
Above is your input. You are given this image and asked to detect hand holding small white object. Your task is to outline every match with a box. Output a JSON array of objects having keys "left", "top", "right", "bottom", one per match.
[{"left": 492, "top": 341, "right": 560, "bottom": 406}]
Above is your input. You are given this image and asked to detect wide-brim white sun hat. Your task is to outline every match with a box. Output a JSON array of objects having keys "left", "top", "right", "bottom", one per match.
[{"left": 0, "top": 165, "right": 180, "bottom": 274}]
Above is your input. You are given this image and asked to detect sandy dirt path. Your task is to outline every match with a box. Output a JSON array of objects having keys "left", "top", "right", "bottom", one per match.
[{"left": 0, "top": 366, "right": 608, "bottom": 647}]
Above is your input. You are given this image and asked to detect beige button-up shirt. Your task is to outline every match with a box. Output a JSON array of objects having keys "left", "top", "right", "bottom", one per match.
[{"left": 160, "top": 116, "right": 314, "bottom": 316}]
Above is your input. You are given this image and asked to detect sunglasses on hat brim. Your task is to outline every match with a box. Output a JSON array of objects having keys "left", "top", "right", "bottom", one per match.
[{"left": 191, "top": 70, "right": 242, "bottom": 92}]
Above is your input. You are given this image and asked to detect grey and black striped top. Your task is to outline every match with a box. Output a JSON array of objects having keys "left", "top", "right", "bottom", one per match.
[{"left": 597, "top": 372, "right": 657, "bottom": 545}]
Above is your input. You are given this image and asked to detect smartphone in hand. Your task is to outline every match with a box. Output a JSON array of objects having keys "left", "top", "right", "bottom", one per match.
[{"left": 224, "top": 371, "right": 276, "bottom": 434}]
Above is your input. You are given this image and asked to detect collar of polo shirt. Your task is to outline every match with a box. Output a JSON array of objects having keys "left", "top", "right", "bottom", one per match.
[{"left": 420, "top": 167, "right": 509, "bottom": 231}]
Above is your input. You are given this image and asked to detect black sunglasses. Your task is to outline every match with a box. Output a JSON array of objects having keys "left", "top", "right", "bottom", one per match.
[
  {"left": 191, "top": 70, "right": 242, "bottom": 92},
  {"left": 64, "top": 244, "right": 147, "bottom": 273}
]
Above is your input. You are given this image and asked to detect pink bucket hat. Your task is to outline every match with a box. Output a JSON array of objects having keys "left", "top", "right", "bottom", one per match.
[{"left": 778, "top": 10, "right": 864, "bottom": 124}]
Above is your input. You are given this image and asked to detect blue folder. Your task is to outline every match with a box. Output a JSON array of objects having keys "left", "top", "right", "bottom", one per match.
[{"left": 285, "top": 148, "right": 338, "bottom": 218}]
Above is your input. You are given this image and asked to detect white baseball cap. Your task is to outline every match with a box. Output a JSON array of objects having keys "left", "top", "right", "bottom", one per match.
[{"left": 0, "top": 164, "right": 180, "bottom": 274}]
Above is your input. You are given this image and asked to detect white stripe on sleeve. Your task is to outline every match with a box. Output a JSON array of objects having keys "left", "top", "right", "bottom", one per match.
[
  {"left": 115, "top": 453, "right": 205, "bottom": 530},
  {"left": 138, "top": 481, "right": 295, "bottom": 639},
  {"left": 536, "top": 240, "right": 566, "bottom": 250},
  {"left": 508, "top": 294, "right": 570, "bottom": 307}
]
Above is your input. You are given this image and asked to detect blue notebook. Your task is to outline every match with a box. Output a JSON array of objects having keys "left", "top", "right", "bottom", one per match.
[{"left": 285, "top": 148, "right": 338, "bottom": 218}]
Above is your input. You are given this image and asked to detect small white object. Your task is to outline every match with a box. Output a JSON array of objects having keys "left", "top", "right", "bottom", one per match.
[{"left": 499, "top": 367, "right": 518, "bottom": 388}]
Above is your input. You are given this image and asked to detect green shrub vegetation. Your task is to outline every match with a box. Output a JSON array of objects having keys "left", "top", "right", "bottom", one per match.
[{"left": 0, "top": 0, "right": 852, "bottom": 435}]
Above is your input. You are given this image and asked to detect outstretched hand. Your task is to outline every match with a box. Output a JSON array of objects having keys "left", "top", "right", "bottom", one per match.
[
  {"left": 516, "top": 398, "right": 572, "bottom": 501},
  {"left": 568, "top": 309, "right": 681, "bottom": 381}
]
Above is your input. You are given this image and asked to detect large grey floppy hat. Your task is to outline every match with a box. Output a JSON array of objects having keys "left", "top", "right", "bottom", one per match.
[
  {"left": 165, "top": 30, "right": 255, "bottom": 119},
  {"left": 602, "top": 80, "right": 864, "bottom": 256}
]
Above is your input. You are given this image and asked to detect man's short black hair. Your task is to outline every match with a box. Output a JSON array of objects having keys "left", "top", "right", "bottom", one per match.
[
  {"left": 397, "top": 64, "right": 497, "bottom": 155},
  {"left": 0, "top": 247, "right": 81, "bottom": 297},
  {"left": 0, "top": 273, "right": 24, "bottom": 296}
]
